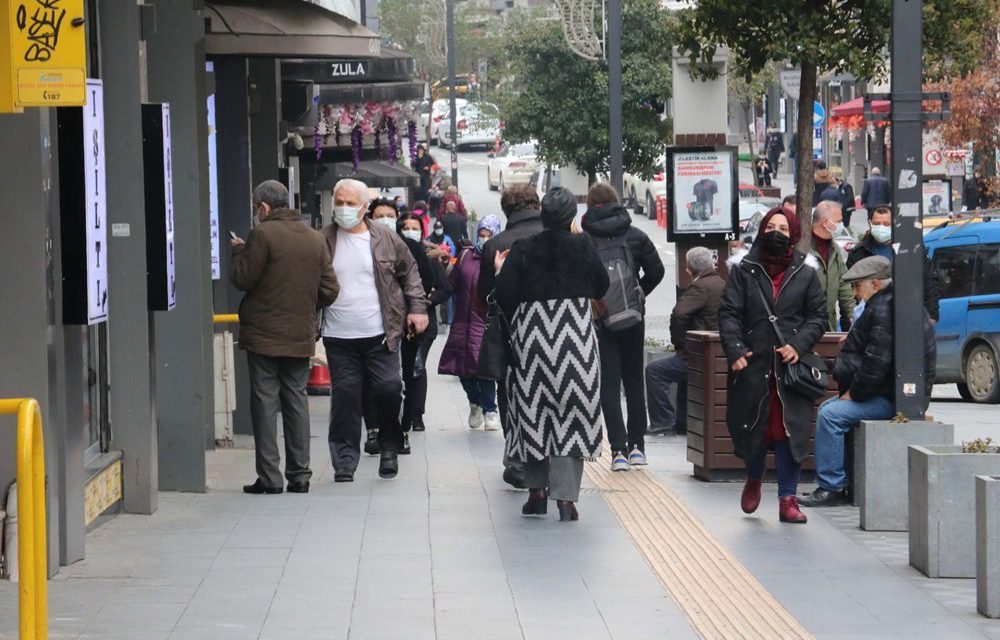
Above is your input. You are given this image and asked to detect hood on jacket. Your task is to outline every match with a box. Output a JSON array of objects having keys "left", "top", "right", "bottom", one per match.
[
  {"left": 581, "top": 203, "right": 631, "bottom": 237},
  {"left": 814, "top": 169, "right": 834, "bottom": 183}
]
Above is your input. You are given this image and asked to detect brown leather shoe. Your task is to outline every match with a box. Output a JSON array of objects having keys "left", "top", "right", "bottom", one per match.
[
  {"left": 779, "top": 496, "right": 808, "bottom": 524},
  {"left": 521, "top": 488, "right": 548, "bottom": 515}
]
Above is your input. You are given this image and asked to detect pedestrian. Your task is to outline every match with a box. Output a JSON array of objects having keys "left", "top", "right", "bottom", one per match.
[
  {"left": 860, "top": 166, "right": 891, "bottom": 210},
  {"left": 231, "top": 180, "right": 340, "bottom": 495},
  {"left": 964, "top": 166, "right": 989, "bottom": 210},
  {"left": 813, "top": 161, "right": 835, "bottom": 206},
  {"left": 754, "top": 152, "right": 774, "bottom": 186},
  {"left": 441, "top": 200, "right": 468, "bottom": 246},
  {"left": 765, "top": 123, "right": 785, "bottom": 176},
  {"left": 836, "top": 178, "right": 857, "bottom": 228},
  {"left": 646, "top": 247, "right": 724, "bottom": 435},
  {"left": 789, "top": 131, "right": 799, "bottom": 183},
  {"left": 800, "top": 256, "right": 936, "bottom": 507},
  {"left": 428, "top": 219, "right": 456, "bottom": 258},
  {"left": 847, "top": 205, "right": 940, "bottom": 322},
  {"left": 437, "top": 184, "right": 468, "bottom": 219},
  {"left": 810, "top": 201, "right": 855, "bottom": 331},
  {"left": 411, "top": 199, "right": 431, "bottom": 238},
  {"left": 581, "top": 182, "right": 665, "bottom": 470},
  {"left": 782, "top": 193, "right": 797, "bottom": 214},
  {"left": 719, "top": 207, "right": 829, "bottom": 524},
  {"left": 321, "top": 179, "right": 429, "bottom": 483},
  {"left": 494, "top": 187, "right": 610, "bottom": 521},
  {"left": 413, "top": 145, "right": 436, "bottom": 203},
  {"left": 439, "top": 215, "right": 504, "bottom": 432},
  {"left": 478, "top": 184, "right": 545, "bottom": 489}
]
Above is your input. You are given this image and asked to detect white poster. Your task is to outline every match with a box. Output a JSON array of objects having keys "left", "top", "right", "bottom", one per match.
[
  {"left": 922, "top": 180, "right": 952, "bottom": 216},
  {"left": 207, "top": 72, "right": 221, "bottom": 280},
  {"left": 670, "top": 149, "right": 735, "bottom": 236},
  {"left": 162, "top": 104, "right": 177, "bottom": 310},
  {"left": 84, "top": 79, "right": 108, "bottom": 324}
]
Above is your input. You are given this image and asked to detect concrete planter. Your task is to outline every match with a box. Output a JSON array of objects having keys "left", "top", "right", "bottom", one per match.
[
  {"left": 856, "top": 421, "right": 954, "bottom": 532},
  {"left": 909, "top": 445, "right": 1000, "bottom": 578},
  {"left": 977, "top": 475, "right": 1000, "bottom": 617}
]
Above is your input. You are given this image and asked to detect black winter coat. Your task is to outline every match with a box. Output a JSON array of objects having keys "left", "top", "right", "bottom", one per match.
[
  {"left": 834, "top": 283, "right": 936, "bottom": 403},
  {"left": 719, "top": 249, "right": 829, "bottom": 463},
  {"left": 846, "top": 235, "right": 940, "bottom": 321},
  {"left": 478, "top": 208, "right": 545, "bottom": 304},
  {"left": 861, "top": 175, "right": 891, "bottom": 208},
  {"left": 581, "top": 203, "right": 666, "bottom": 298}
]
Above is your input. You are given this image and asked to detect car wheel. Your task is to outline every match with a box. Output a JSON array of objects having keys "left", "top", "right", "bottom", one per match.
[
  {"left": 964, "top": 343, "right": 1000, "bottom": 403},
  {"left": 646, "top": 192, "right": 657, "bottom": 221},
  {"left": 632, "top": 188, "right": 643, "bottom": 215},
  {"left": 957, "top": 382, "right": 974, "bottom": 402}
]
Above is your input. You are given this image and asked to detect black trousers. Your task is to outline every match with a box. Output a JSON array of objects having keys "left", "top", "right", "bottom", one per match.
[
  {"left": 598, "top": 322, "right": 648, "bottom": 453},
  {"left": 325, "top": 335, "right": 403, "bottom": 472},
  {"left": 401, "top": 316, "right": 438, "bottom": 429}
]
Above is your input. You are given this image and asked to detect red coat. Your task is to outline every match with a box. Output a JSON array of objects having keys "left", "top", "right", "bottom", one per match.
[
  {"left": 438, "top": 249, "right": 487, "bottom": 377},
  {"left": 437, "top": 193, "right": 468, "bottom": 219}
]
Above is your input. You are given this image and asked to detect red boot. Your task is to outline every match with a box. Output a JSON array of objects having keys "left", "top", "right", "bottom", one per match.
[
  {"left": 741, "top": 478, "right": 763, "bottom": 514},
  {"left": 779, "top": 496, "right": 808, "bottom": 524}
]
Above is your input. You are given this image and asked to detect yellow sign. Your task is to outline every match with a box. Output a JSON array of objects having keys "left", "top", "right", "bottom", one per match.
[{"left": 0, "top": 0, "right": 86, "bottom": 113}]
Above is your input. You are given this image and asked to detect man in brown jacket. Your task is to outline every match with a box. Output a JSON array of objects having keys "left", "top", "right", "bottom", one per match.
[
  {"left": 322, "top": 178, "right": 428, "bottom": 482},
  {"left": 646, "top": 247, "right": 725, "bottom": 435},
  {"left": 231, "top": 180, "right": 339, "bottom": 495}
]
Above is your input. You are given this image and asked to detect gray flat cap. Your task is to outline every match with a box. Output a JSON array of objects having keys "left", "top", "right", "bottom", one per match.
[{"left": 843, "top": 256, "right": 892, "bottom": 282}]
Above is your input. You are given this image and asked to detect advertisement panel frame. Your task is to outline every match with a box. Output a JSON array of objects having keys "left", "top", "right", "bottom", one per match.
[{"left": 666, "top": 145, "right": 739, "bottom": 242}]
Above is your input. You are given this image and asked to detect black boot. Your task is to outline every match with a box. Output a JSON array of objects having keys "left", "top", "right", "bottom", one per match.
[
  {"left": 400, "top": 433, "right": 411, "bottom": 455},
  {"left": 799, "top": 487, "right": 848, "bottom": 507},
  {"left": 378, "top": 451, "right": 399, "bottom": 479},
  {"left": 521, "top": 488, "right": 548, "bottom": 515},
  {"left": 364, "top": 429, "right": 380, "bottom": 455},
  {"left": 412, "top": 416, "right": 426, "bottom": 432}
]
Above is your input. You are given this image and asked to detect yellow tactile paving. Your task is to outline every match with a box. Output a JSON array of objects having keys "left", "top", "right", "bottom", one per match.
[{"left": 584, "top": 453, "right": 813, "bottom": 640}]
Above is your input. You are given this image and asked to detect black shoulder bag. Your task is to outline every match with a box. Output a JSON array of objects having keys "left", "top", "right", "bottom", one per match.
[
  {"left": 477, "top": 290, "right": 516, "bottom": 381},
  {"left": 753, "top": 278, "right": 829, "bottom": 400}
]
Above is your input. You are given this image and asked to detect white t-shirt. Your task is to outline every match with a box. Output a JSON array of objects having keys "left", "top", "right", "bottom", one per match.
[{"left": 322, "top": 228, "right": 385, "bottom": 339}]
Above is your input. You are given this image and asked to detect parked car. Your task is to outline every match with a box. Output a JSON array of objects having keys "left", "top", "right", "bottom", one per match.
[
  {"left": 420, "top": 98, "right": 468, "bottom": 145},
  {"left": 438, "top": 102, "right": 501, "bottom": 151},
  {"left": 623, "top": 158, "right": 665, "bottom": 221},
  {"left": 487, "top": 141, "right": 537, "bottom": 191},
  {"left": 925, "top": 218, "right": 1000, "bottom": 403},
  {"left": 431, "top": 75, "right": 471, "bottom": 100}
]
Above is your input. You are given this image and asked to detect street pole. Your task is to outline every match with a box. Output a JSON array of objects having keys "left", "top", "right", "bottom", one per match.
[
  {"left": 446, "top": 0, "right": 459, "bottom": 188},
  {"left": 891, "top": 0, "right": 927, "bottom": 417},
  {"left": 606, "top": 0, "right": 623, "bottom": 195}
]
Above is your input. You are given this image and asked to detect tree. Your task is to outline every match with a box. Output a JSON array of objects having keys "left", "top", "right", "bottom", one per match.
[
  {"left": 728, "top": 60, "right": 777, "bottom": 180},
  {"left": 677, "top": 0, "right": 993, "bottom": 251},
  {"left": 499, "top": 0, "right": 674, "bottom": 183}
]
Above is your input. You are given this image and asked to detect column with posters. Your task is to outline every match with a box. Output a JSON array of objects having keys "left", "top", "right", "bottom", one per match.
[{"left": 666, "top": 146, "right": 739, "bottom": 242}]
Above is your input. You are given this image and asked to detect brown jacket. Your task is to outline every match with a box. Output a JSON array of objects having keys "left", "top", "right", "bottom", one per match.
[
  {"left": 669, "top": 271, "right": 725, "bottom": 352},
  {"left": 231, "top": 209, "right": 340, "bottom": 358},
  {"left": 321, "top": 220, "right": 427, "bottom": 353}
]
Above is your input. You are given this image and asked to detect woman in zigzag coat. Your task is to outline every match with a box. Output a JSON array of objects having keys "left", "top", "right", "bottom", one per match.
[{"left": 494, "top": 187, "right": 610, "bottom": 522}]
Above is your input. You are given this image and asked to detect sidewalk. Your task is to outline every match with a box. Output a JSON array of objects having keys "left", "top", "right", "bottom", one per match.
[{"left": 1, "top": 341, "right": 998, "bottom": 639}]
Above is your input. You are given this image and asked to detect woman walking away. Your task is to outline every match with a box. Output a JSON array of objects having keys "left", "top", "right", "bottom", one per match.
[
  {"left": 439, "top": 215, "right": 504, "bottom": 431},
  {"left": 413, "top": 145, "right": 436, "bottom": 203},
  {"left": 399, "top": 212, "right": 451, "bottom": 434},
  {"left": 719, "top": 207, "right": 828, "bottom": 524},
  {"left": 495, "top": 187, "right": 610, "bottom": 521}
]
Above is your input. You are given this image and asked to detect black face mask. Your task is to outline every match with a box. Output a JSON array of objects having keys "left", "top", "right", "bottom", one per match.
[{"left": 761, "top": 230, "right": 791, "bottom": 255}]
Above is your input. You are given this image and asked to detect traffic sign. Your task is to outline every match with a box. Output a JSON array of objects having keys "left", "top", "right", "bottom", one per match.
[
  {"left": 925, "top": 149, "right": 942, "bottom": 166},
  {"left": 813, "top": 101, "right": 826, "bottom": 127}
]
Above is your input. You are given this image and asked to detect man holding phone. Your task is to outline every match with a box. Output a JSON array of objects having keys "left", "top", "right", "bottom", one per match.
[{"left": 231, "top": 180, "right": 339, "bottom": 495}]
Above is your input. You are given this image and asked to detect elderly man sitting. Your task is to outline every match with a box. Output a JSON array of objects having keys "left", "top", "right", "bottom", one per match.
[{"left": 800, "top": 256, "right": 936, "bottom": 507}]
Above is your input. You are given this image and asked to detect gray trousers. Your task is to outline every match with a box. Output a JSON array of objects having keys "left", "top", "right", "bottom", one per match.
[
  {"left": 524, "top": 456, "right": 584, "bottom": 502},
  {"left": 247, "top": 352, "right": 312, "bottom": 488}
]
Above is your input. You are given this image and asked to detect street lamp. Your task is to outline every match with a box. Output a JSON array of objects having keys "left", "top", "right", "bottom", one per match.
[{"left": 446, "top": 0, "right": 461, "bottom": 187}]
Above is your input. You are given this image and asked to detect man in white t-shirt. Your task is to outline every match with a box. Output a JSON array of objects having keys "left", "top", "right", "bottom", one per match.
[{"left": 321, "top": 179, "right": 429, "bottom": 481}]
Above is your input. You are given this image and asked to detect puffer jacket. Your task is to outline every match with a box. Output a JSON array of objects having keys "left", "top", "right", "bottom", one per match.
[
  {"left": 438, "top": 249, "right": 488, "bottom": 377},
  {"left": 581, "top": 203, "right": 665, "bottom": 297}
]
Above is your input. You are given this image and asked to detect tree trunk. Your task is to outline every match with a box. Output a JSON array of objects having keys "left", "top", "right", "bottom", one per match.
[
  {"left": 742, "top": 102, "right": 758, "bottom": 185},
  {"left": 795, "top": 60, "right": 818, "bottom": 253}
]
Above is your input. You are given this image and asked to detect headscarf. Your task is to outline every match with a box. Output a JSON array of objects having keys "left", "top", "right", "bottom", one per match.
[
  {"left": 474, "top": 214, "right": 503, "bottom": 255},
  {"left": 541, "top": 187, "right": 577, "bottom": 230},
  {"left": 754, "top": 206, "right": 801, "bottom": 278}
]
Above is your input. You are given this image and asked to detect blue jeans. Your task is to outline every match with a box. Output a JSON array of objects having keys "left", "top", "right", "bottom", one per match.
[
  {"left": 815, "top": 394, "right": 895, "bottom": 491},
  {"left": 460, "top": 377, "right": 497, "bottom": 412},
  {"left": 745, "top": 441, "right": 800, "bottom": 497},
  {"left": 646, "top": 354, "right": 688, "bottom": 431}
]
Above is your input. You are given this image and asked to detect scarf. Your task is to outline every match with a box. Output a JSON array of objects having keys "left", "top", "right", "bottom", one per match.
[{"left": 755, "top": 206, "right": 801, "bottom": 279}]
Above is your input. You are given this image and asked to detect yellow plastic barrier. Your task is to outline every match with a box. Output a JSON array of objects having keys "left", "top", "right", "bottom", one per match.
[
  {"left": 0, "top": 398, "right": 47, "bottom": 640},
  {"left": 213, "top": 314, "right": 240, "bottom": 325}
]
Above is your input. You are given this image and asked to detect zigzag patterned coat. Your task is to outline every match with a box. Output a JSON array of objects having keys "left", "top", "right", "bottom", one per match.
[{"left": 494, "top": 229, "right": 611, "bottom": 462}]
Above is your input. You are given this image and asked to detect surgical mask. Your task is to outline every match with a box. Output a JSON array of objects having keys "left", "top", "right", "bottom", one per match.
[
  {"left": 402, "top": 229, "right": 422, "bottom": 243},
  {"left": 334, "top": 205, "right": 362, "bottom": 229},
  {"left": 761, "top": 230, "right": 791, "bottom": 255},
  {"left": 476, "top": 236, "right": 488, "bottom": 252},
  {"left": 375, "top": 217, "right": 397, "bottom": 230},
  {"left": 432, "top": 225, "right": 444, "bottom": 236},
  {"left": 871, "top": 224, "right": 891, "bottom": 244},
  {"left": 825, "top": 220, "right": 845, "bottom": 237}
]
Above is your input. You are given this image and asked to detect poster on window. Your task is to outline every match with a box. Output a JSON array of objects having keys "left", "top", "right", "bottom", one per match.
[
  {"left": 922, "top": 180, "right": 952, "bottom": 216},
  {"left": 666, "top": 146, "right": 739, "bottom": 241}
]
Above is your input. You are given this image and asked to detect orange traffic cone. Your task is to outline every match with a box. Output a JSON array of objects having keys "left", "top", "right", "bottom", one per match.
[{"left": 307, "top": 363, "right": 331, "bottom": 396}]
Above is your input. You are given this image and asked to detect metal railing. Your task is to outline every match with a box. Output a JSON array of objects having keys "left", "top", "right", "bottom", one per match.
[
  {"left": 0, "top": 398, "right": 47, "bottom": 640},
  {"left": 212, "top": 314, "right": 239, "bottom": 325}
]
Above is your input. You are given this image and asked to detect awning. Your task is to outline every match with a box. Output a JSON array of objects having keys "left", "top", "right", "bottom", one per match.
[
  {"left": 204, "top": 0, "right": 381, "bottom": 58},
  {"left": 314, "top": 161, "right": 420, "bottom": 190},
  {"left": 830, "top": 97, "right": 891, "bottom": 118}
]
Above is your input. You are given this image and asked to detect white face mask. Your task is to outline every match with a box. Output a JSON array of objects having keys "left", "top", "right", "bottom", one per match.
[
  {"left": 476, "top": 236, "right": 488, "bottom": 252},
  {"left": 375, "top": 217, "right": 397, "bottom": 230},
  {"left": 402, "top": 229, "right": 422, "bottom": 243},
  {"left": 870, "top": 224, "right": 891, "bottom": 244},
  {"left": 334, "top": 205, "right": 362, "bottom": 229},
  {"left": 825, "top": 220, "right": 845, "bottom": 236}
]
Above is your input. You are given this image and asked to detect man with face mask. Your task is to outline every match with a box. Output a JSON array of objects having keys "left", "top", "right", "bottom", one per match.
[
  {"left": 321, "top": 179, "right": 429, "bottom": 482},
  {"left": 810, "top": 201, "right": 855, "bottom": 331},
  {"left": 801, "top": 257, "right": 937, "bottom": 507},
  {"left": 231, "top": 181, "right": 340, "bottom": 494}
]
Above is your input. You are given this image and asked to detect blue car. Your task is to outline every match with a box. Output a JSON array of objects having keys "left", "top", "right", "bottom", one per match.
[{"left": 925, "top": 218, "right": 1000, "bottom": 403}]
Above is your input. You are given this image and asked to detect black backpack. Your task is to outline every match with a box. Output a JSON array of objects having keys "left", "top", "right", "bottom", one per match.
[{"left": 592, "top": 235, "right": 645, "bottom": 331}]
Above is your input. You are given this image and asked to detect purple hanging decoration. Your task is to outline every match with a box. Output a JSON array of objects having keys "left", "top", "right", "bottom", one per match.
[
  {"left": 314, "top": 122, "right": 323, "bottom": 160},
  {"left": 335, "top": 121, "right": 342, "bottom": 147},
  {"left": 321, "top": 105, "right": 334, "bottom": 146},
  {"left": 351, "top": 126, "right": 362, "bottom": 172},
  {"left": 408, "top": 120, "right": 418, "bottom": 165},
  {"left": 387, "top": 117, "right": 398, "bottom": 164},
  {"left": 374, "top": 121, "right": 382, "bottom": 162}
]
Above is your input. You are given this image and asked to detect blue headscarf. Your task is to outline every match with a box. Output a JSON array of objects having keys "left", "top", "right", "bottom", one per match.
[{"left": 475, "top": 214, "right": 503, "bottom": 254}]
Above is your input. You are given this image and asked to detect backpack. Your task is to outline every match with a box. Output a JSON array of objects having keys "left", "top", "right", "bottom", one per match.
[{"left": 592, "top": 235, "right": 645, "bottom": 331}]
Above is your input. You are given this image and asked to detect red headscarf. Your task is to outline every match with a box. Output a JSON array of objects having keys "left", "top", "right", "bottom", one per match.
[{"left": 755, "top": 206, "right": 801, "bottom": 278}]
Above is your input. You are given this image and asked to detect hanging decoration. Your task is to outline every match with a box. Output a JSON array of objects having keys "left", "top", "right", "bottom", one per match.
[
  {"left": 351, "top": 125, "right": 363, "bottom": 172},
  {"left": 408, "top": 120, "right": 418, "bottom": 165},
  {"left": 310, "top": 100, "right": 423, "bottom": 167},
  {"left": 387, "top": 117, "right": 399, "bottom": 163}
]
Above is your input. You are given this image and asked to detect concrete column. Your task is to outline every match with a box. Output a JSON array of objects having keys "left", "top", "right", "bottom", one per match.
[
  {"left": 249, "top": 58, "right": 281, "bottom": 187},
  {"left": 100, "top": 0, "right": 158, "bottom": 514},
  {"left": 146, "top": 0, "right": 213, "bottom": 491}
]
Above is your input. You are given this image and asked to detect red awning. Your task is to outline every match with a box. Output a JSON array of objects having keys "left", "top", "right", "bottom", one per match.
[{"left": 830, "top": 97, "right": 891, "bottom": 118}]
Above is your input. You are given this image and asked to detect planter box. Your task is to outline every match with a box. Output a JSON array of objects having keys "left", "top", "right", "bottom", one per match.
[
  {"left": 909, "top": 445, "right": 1000, "bottom": 578},
  {"left": 977, "top": 475, "right": 1000, "bottom": 617},
  {"left": 857, "top": 421, "right": 954, "bottom": 531},
  {"left": 643, "top": 347, "right": 671, "bottom": 368}
]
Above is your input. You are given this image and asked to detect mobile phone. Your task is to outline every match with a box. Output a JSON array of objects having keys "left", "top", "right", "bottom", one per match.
[{"left": 229, "top": 231, "right": 239, "bottom": 240}]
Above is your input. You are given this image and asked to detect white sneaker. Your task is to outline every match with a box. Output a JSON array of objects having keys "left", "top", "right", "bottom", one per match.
[
  {"left": 468, "top": 405, "right": 484, "bottom": 429},
  {"left": 628, "top": 447, "right": 648, "bottom": 466},
  {"left": 611, "top": 451, "right": 629, "bottom": 472},
  {"left": 483, "top": 411, "right": 501, "bottom": 431}
]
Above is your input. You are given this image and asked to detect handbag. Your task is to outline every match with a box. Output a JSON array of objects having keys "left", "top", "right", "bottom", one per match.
[
  {"left": 752, "top": 278, "right": 830, "bottom": 400},
  {"left": 477, "top": 290, "right": 516, "bottom": 381}
]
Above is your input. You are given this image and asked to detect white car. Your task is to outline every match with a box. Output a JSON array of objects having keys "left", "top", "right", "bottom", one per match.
[
  {"left": 421, "top": 98, "right": 467, "bottom": 144},
  {"left": 487, "top": 141, "right": 538, "bottom": 191},
  {"left": 623, "top": 157, "right": 666, "bottom": 221},
  {"left": 438, "top": 102, "right": 501, "bottom": 150}
]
